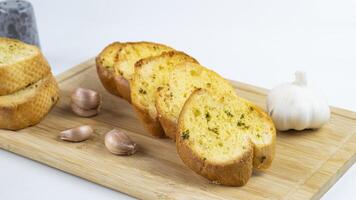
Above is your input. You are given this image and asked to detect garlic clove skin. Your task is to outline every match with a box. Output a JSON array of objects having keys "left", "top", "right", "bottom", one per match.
[
  {"left": 60, "top": 125, "right": 93, "bottom": 142},
  {"left": 105, "top": 129, "right": 137, "bottom": 156},
  {"left": 266, "top": 71, "right": 330, "bottom": 131},
  {"left": 71, "top": 103, "right": 99, "bottom": 117},
  {"left": 71, "top": 88, "right": 102, "bottom": 110}
]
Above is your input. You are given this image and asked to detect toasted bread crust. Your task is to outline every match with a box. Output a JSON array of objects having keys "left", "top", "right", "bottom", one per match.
[
  {"left": 114, "top": 75, "right": 131, "bottom": 103},
  {"left": 95, "top": 42, "right": 123, "bottom": 97},
  {"left": 248, "top": 103, "right": 276, "bottom": 169},
  {"left": 0, "top": 75, "right": 60, "bottom": 130},
  {"left": 132, "top": 105, "right": 166, "bottom": 138},
  {"left": 176, "top": 90, "right": 254, "bottom": 186},
  {"left": 157, "top": 112, "right": 177, "bottom": 140},
  {"left": 0, "top": 38, "right": 51, "bottom": 95},
  {"left": 134, "top": 51, "right": 198, "bottom": 69},
  {"left": 96, "top": 58, "right": 120, "bottom": 96},
  {"left": 155, "top": 86, "right": 182, "bottom": 140},
  {"left": 131, "top": 51, "right": 198, "bottom": 137}
]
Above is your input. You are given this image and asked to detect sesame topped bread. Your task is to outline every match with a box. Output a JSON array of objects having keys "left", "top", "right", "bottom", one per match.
[
  {"left": 130, "top": 51, "right": 198, "bottom": 137},
  {"left": 155, "top": 63, "right": 236, "bottom": 139},
  {"left": 0, "top": 37, "right": 51, "bottom": 95},
  {"left": 113, "top": 42, "right": 174, "bottom": 102},
  {"left": 176, "top": 89, "right": 276, "bottom": 186},
  {"left": 96, "top": 42, "right": 123, "bottom": 97},
  {"left": 0, "top": 74, "right": 59, "bottom": 130}
]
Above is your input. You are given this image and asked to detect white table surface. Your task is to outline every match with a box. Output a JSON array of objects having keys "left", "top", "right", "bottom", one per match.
[{"left": 1, "top": 0, "right": 355, "bottom": 199}]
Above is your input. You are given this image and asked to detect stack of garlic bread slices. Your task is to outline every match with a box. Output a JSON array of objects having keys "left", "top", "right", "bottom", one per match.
[
  {"left": 0, "top": 37, "right": 59, "bottom": 130},
  {"left": 96, "top": 41, "right": 276, "bottom": 186}
]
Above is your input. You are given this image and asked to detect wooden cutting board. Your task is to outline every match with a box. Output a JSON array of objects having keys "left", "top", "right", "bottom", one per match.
[{"left": 0, "top": 59, "right": 355, "bottom": 200}]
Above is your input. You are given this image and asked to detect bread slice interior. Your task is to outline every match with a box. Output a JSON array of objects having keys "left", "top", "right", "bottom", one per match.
[
  {"left": 156, "top": 63, "right": 236, "bottom": 139},
  {"left": 114, "top": 42, "right": 174, "bottom": 81},
  {"left": 130, "top": 51, "right": 198, "bottom": 137},
  {"left": 0, "top": 37, "right": 38, "bottom": 66},
  {"left": 177, "top": 89, "right": 276, "bottom": 173}
]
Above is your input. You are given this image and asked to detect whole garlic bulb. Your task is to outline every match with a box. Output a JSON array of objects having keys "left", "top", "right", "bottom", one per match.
[{"left": 266, "top": 71, "right": 330, "bottom": 131}]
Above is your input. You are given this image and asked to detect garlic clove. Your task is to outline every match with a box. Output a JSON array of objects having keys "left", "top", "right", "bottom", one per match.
[
  {"left": 105, "top": 129, "right": 137, "bottom": 156},
  {"left": 60, "top": 125, "right": 93, "bottom": 142},
  {"left": 71, "top": 103, "right": 99, "bottom": 117},
  {"left": 71, "top": 88, "right": 102, "bottom": 110}
]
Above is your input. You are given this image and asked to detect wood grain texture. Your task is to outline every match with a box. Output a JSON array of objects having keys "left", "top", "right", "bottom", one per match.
[{"left": 0, "top": 58, "right": 355, "bottom": 200}]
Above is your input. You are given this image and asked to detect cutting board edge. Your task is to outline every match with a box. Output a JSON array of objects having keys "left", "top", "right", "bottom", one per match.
[{"left": 282, "top": 131, "right": 356, "bottom": 200}]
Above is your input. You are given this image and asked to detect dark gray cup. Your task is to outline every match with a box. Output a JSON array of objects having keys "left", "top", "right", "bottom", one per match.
[{"left": 0, "top": 0, "right": 40, "bottom": 47}]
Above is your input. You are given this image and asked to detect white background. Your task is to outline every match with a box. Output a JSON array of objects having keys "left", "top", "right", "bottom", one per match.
[{"left": 0, "top": 0, "right": 355, "bottom": 199}]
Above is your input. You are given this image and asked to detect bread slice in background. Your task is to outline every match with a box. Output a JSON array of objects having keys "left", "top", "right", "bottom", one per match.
[
  {"left": 96, "top": 42, "right": 123, "bottom": 97},
  {"left": 0, "top": 74, "right": 60, "bottom": 130},
  {"left": 113, "top": 42, "right": 174, "bottom": 102},
  {"left": 130, "top": 51, "right": 198, "bottom": 137},
  {"left": 177, "top": 89, "right": 276, "bottom": 186},
  {"left": 177, "top": 89, "right": 254, "bottom": 186},
  {"left": 156, "top": 63, "right": 236, "bottom": 140},
  {"left": 0, "top": 37, "right": 51, "bottom": 95}
]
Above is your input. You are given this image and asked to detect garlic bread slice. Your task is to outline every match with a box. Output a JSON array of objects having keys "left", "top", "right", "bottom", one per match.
[
  {"left": 176, "top": 90, "right": 276, "bottom": 180},
  {"left": 131, "top": 51, "right": 198, "bottom": 137},
  {"left": 177, "top": 90, "right": 253, "bottom": 186},
  {"left": 155, "top": 63, "right": 236, "bottom": 139}
]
